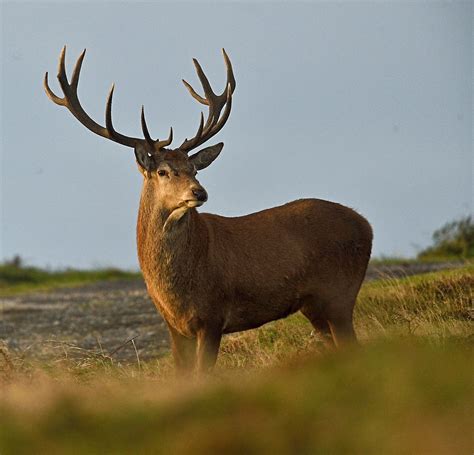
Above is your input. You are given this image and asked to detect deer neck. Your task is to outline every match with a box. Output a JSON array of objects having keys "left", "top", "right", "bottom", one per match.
[{"left": 136, "top": 183, "right": 208, "bottom": 298}]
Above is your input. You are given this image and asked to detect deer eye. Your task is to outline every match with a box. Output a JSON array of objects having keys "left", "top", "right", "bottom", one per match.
[{"left": 157, "top": 170, "right": 167, "bottom": 177}]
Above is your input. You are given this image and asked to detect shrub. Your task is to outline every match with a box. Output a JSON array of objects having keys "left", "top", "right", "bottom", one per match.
[{"left": 418, "top": 216, "right": 474, "bottom": 260}]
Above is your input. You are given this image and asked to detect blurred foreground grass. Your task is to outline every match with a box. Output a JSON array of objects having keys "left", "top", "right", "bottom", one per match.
[{"left": 0, "top": 265, "right": 473, "bottom": 454}]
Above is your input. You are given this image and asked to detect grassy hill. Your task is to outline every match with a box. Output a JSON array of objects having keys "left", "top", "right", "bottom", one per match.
[{"left": 0, "top": 265, "right": 472, "bottom": 454}]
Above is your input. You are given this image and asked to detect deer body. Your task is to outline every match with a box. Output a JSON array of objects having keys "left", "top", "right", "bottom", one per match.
[
  {"left": 45, "top": 47, "right": 372, "bottom": 373},
  {"left": 137, "top": 173, "right": 372, "bottom": 371},
  {"left": 139, "top": 197, "right": 371, "bottom": 335}
]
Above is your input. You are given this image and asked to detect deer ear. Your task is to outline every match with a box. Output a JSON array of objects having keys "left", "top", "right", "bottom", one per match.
[
  {"left": 189, "top": 143, "right": 223, "bottom": 170},
  {"left": 134, "top": 143, "right": 157, "bottom": 172}
]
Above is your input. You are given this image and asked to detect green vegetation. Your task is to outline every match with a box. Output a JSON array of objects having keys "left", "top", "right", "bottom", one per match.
[
  {"left": 1, "top": 341, "right": 471, "bottom": 455},
  {"left": 418, "top": 215, "right": 474, "bottom": 260},
  {"left": 355, "top": 265, "right": 473, "bottom": 340},
  {"left": 369, "top": 255, "right": 441, "bottom": 265},
  {"left": 370, "top": 215, "right": 473, "bottom": 264},
  {"left": 0, "top": 256, "right": 141, "bottom": 296},
  {"left": 0, "top": 265, "right": 472, "bottom": 454}
]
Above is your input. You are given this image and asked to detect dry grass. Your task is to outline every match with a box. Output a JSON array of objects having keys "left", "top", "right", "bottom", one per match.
[
  {"left": 355, "top": 265, "right": 473, "bottom": 340},
  {"left": 0, "top": 265, "right": 472, "bottom": 454}
]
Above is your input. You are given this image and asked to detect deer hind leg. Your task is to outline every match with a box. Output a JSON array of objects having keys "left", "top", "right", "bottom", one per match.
[
  {"left": 301, "top": 296, "right": 358, "bottom": 348},
  {"left": 324, "top": 292, "right": 359, "bottom": 347},
  {"left": 167, "top": 323, "right": 197, "bottom": 375},
  {"left": 326, "top": 309, "right": 357, "bottom": 347},
  {"left": 196, "top": 327, "right": 222, "bottom": 374},
  {"left": 300, "top": 299, "right": 335, "bottom": 348}
]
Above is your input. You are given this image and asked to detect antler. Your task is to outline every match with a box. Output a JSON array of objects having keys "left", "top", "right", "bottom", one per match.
[
  {"left": 180, "top": 49, "right": 236, "bottom": 153},
  {"left": 44, "top": 46, "right": 172, "bottom": 150}
]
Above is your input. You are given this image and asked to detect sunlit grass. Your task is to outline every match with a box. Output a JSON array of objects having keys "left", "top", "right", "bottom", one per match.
[
  {"left": 0, "top": 265, "right": 472, "bottom": 454},
  {"left": 1, "top": 341, "right": 471, "bottom": 454},
  {"left": 355, "top": 264, "right": 473, "bottom": 341}
]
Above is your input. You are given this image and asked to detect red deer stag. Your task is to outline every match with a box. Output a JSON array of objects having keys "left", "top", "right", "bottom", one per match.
[{"left": 44, "top": 47, "right": 372, "bottom": 374}]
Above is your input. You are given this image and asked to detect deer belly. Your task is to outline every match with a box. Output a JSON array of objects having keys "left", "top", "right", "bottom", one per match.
[{"left": 223, "top": 294, "right": 301, "bottom": 334}]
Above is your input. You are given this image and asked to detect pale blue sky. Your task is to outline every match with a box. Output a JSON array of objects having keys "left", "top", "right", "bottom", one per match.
[{"left": 1, "top": 1, "right": 472, "bottom": 269}]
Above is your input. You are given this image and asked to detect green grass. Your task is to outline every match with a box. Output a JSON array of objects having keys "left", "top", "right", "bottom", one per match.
[
  {"left": 0, "top": 264, "right": 141, "bottom": 296},
  {"left": 0, "top": 266, "right": 472, "bottom": 454},
  {"left": 369, "top": 255, "right": 469, "bottom": 266},
  {"left": 369, "top": 256, "right": 424, "bottom": 265}
]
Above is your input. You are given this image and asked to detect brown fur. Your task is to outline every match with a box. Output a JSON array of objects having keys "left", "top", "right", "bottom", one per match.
[{"left": 136, "top": 152, "right": 373, "bottom": 374}]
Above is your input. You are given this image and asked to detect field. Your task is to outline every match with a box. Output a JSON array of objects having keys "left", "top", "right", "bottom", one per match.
[{"left": 0, "top": 262, "right": 473, "bottom": 454}]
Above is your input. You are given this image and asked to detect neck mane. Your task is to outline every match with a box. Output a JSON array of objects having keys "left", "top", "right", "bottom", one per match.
[{"left": 136, "top": 183, "right": 208, "bottom": 298}]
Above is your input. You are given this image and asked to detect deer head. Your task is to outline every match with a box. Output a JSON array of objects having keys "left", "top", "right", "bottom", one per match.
[{"left": 44, "top": 46, "right": 235, "bottom": 214}]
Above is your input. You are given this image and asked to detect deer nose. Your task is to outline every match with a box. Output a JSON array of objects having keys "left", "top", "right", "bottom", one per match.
[{"left": 192, "top": 188, "right": 208, "bottom": 202}]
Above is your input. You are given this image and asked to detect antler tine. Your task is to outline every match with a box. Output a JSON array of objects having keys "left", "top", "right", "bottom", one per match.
[
  {"left": 212, "top": 83, "right": 233, "bottom": 134},
  {"left": 222, "top": 48, "right": 236, "bottom": 94},
  {"left": 182, "top": 79, "right": 208, "bottom": 105},
  {"left": 195, "top": 58, "right": 224, "bottom": 132},
  {"left": 140, "top": 106, "right": 154, "bottom": 145},
  {"left": 105, "top": 83, "right": 118, "bottom": 136},
  {"left": 43, "top": 46, "right": 69, "bottom": 106},
  {"left": 180, "top": 51, "right": 236, "bottom": 153},
  {"left": 44, "top": 72, "right": 65, "bottom": 106},
  {"left": 193, "top": 59, "right": 215, "bottom": 102},
  {"left": 70, "top": 49, "right": 86, "bottom": 89},
  {"left": 181, "top": 111, "right": 205, "bottom": 150},
  {"left": 156, "top": 127, "right": 173, "bottom": 149},
  {"left": 141, "top": 106, "right": 173, "bottom": 150},
  {"left": 57, "top": 45, "right": 68, "bottom": 86}
]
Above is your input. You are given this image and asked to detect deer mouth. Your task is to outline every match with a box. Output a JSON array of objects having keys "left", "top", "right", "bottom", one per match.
[
  {"left": 177, "top": 199, "right": 205, "bottom": 209},
  {"left": 184, "top": 200, "right": 204, "bottom": 208}
]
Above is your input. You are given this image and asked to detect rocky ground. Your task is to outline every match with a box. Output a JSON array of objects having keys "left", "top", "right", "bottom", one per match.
[{"left": 0, "top": 262, "right": 465, "bottom": 363}]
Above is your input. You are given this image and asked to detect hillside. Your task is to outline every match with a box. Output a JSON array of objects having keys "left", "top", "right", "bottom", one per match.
[{"left": 0, "top": 264, "right": 472, "bottom": 453}]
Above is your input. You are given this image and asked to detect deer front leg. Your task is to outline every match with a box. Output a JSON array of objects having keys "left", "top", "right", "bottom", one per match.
[
  {"left": 196, "top": 327, "right": 222, "bottom": 374},
  {"left": 167, "top": 323, "right": 197, "bottom": 375}
]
